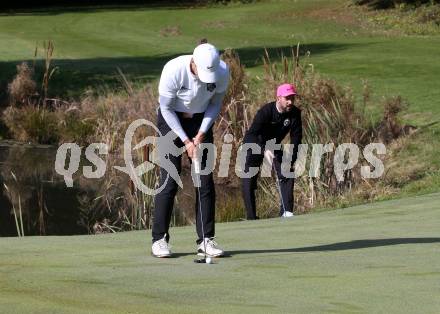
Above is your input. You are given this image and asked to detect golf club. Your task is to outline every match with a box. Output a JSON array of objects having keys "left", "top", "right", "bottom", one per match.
[
  {"left": 192, "top": 155, "right": 213, "bottom": 264},
  {"left": 272, "top": 162, "right": 289, "bottom": 218}
]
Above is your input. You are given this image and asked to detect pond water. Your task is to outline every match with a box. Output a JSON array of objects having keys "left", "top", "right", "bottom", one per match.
[{"left": 0, "top": 141, "right": 243, "bottom": 237}]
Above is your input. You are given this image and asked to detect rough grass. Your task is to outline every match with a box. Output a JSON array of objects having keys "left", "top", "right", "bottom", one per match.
[
  {"left": 0, "top": 193, "right": 439, "bottom": 313},
  {"left": 353, "top": 0, "right": 440, "bottom": 10},
  {"left": 355, "top": 2, "right": 440, "bottom": 35}
]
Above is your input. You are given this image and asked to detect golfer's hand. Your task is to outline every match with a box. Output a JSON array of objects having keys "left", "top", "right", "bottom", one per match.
[
  {"left": 193, "top": 132, "right": 205, "bottom": 146},
  {"left": 264, "top": 150, "right": 274, "bottom": 163},
  {"left": 184, "top": 140, "right": 196, "bottom": 159}
]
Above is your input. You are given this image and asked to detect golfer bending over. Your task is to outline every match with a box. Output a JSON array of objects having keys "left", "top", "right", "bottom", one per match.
[
  {"left": 151, "top": 42, "right": 229, "bottom": 258},
  {"left": 241, "top": 83, "right": 302, "bottom": 220}
]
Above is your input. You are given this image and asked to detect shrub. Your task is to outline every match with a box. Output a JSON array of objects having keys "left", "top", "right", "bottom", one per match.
[
  {"left": 7, "top": 62, "right": 37, "bottom": 105},
  {"left": 55, "top": 105, "right": 96, "bottom": 145},
  {"left": 2, "top": 105, "right": 59, "bottom": 144},
  {"left": 417, "top": 4, "right": 440, "bottom": 24},
  {"left": 353, "top": 0, "right": 440, "bottom": 10}
]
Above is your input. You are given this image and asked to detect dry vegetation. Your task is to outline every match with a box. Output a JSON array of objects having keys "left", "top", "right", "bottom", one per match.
[
  {"left": 8, "top": 62, "right": 37, "bottom": 105},
  {"left": 0, "top": 42, "right": 414, "bottom": 234},
  {"left": 159, "top": 25, "right": 182, "bottom": 37},
  {"left": 225, "top": 46, "right": 410, "bottom": 216},
  {"left": 354, "top": 0, "right": 440, "bottom": 35}
]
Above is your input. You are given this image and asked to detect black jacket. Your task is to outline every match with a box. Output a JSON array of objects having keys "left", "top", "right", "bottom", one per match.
[{"left": 243, "top": 101, "right": 302, "bottom": 163}]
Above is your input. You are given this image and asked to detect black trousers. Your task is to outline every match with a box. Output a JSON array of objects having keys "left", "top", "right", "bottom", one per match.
[
  {"left": 241, "top": 146, "right": 294, "bottom": 219},
  {"left": 152, "top": 109, "right": 215, "bottom": 244}
]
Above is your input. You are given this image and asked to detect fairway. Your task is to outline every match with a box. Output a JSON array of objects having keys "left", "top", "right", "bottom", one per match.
[
  {"left": 1, "top": 193, "right": 439, "bottom": 313},
  {"left": 1, "top": 0, "right": 440, "bottom": 121}
]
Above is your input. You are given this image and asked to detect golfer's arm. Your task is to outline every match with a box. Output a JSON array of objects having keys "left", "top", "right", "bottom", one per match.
[
  {"left": 199, "top": 91, "right": 226, "bottom": 134},
  {"left": 159, "top": 95, "right": 189, "bottom": 142},
  {"left": 289, "top": 111, "right": 302, "bottom": 163}
]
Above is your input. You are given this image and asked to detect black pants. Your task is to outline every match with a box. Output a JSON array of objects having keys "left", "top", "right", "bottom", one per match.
[
  {"left": 241, "top": 146, "right": 294, "bottom": 219},
  {"left": 152, "top": 109, "right": 215, "bottom": 244}
]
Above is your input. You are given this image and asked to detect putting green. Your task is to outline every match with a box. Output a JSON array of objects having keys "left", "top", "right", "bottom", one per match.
[{"left": 1, "top": 193, "right": 439, "bottom": 313}]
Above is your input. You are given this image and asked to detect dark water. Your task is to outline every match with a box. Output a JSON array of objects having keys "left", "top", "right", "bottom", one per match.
[
  {"left": 0, "top": 141, "right": 244, "bottom": 237},
  {"left": 0, "top": 141, "right": 88, "bottom": 236}
]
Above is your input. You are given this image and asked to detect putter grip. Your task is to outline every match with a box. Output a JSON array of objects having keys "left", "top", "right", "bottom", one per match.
[{"left": 193, "top": 158, "right": 201, "bottom": 174}]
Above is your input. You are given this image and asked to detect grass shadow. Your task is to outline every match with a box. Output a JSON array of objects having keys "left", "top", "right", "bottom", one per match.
[
  {"left": 173, "top": 237, "right": 440, "bottom": 258},
  {"left": 228, "top": 237, "right": 440, "bottom": 255},
  {"left": 235, "top": 42, "right": 361, "bottom": 68},
  {"left": 0, "top": 42, "right": 362, "bottom": 102},
  {"left": 0, "top": 2, "right": 195, "bottom": 16}
]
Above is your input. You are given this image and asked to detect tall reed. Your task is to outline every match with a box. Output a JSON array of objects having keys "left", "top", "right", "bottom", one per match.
[{"left": 3, "top": 171, "right": 25, "bottom": 237}]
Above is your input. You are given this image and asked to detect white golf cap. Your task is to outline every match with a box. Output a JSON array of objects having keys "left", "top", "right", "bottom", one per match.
[{"left": 192, "top": 43, "right": 220, "bottom": 83}]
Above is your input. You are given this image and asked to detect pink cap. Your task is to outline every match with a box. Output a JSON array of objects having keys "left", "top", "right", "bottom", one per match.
[{"left": 276, "top": 83, "right": 297, "bottom": 97}]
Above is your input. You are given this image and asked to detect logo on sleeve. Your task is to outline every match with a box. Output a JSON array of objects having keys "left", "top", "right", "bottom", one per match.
[{"left": 283, "top": 119, "right": 291, "bottom": 127}]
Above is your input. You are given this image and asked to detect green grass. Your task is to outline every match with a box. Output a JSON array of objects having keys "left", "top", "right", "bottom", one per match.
[
  {"left": 0, "top": 0, "right": 439, "bottom": 122},
  {"left": 1, "top": 193, "right": 439, "bottom": 313}
]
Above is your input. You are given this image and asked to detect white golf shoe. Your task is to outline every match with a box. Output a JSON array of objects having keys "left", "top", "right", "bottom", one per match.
[
  {"left": 281, "top": 211, "right": 294, "bottom": 218},
  {"left": 152, "top": 236, "right": 172, "bottom": 258},
  {"left": 197, "top": 238, "right": 225, "bottom": 257}
]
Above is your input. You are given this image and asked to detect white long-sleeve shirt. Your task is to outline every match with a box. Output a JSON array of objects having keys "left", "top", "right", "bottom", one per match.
[{"left": 158, "top": 55, "right": 229, "bottom": 142}]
